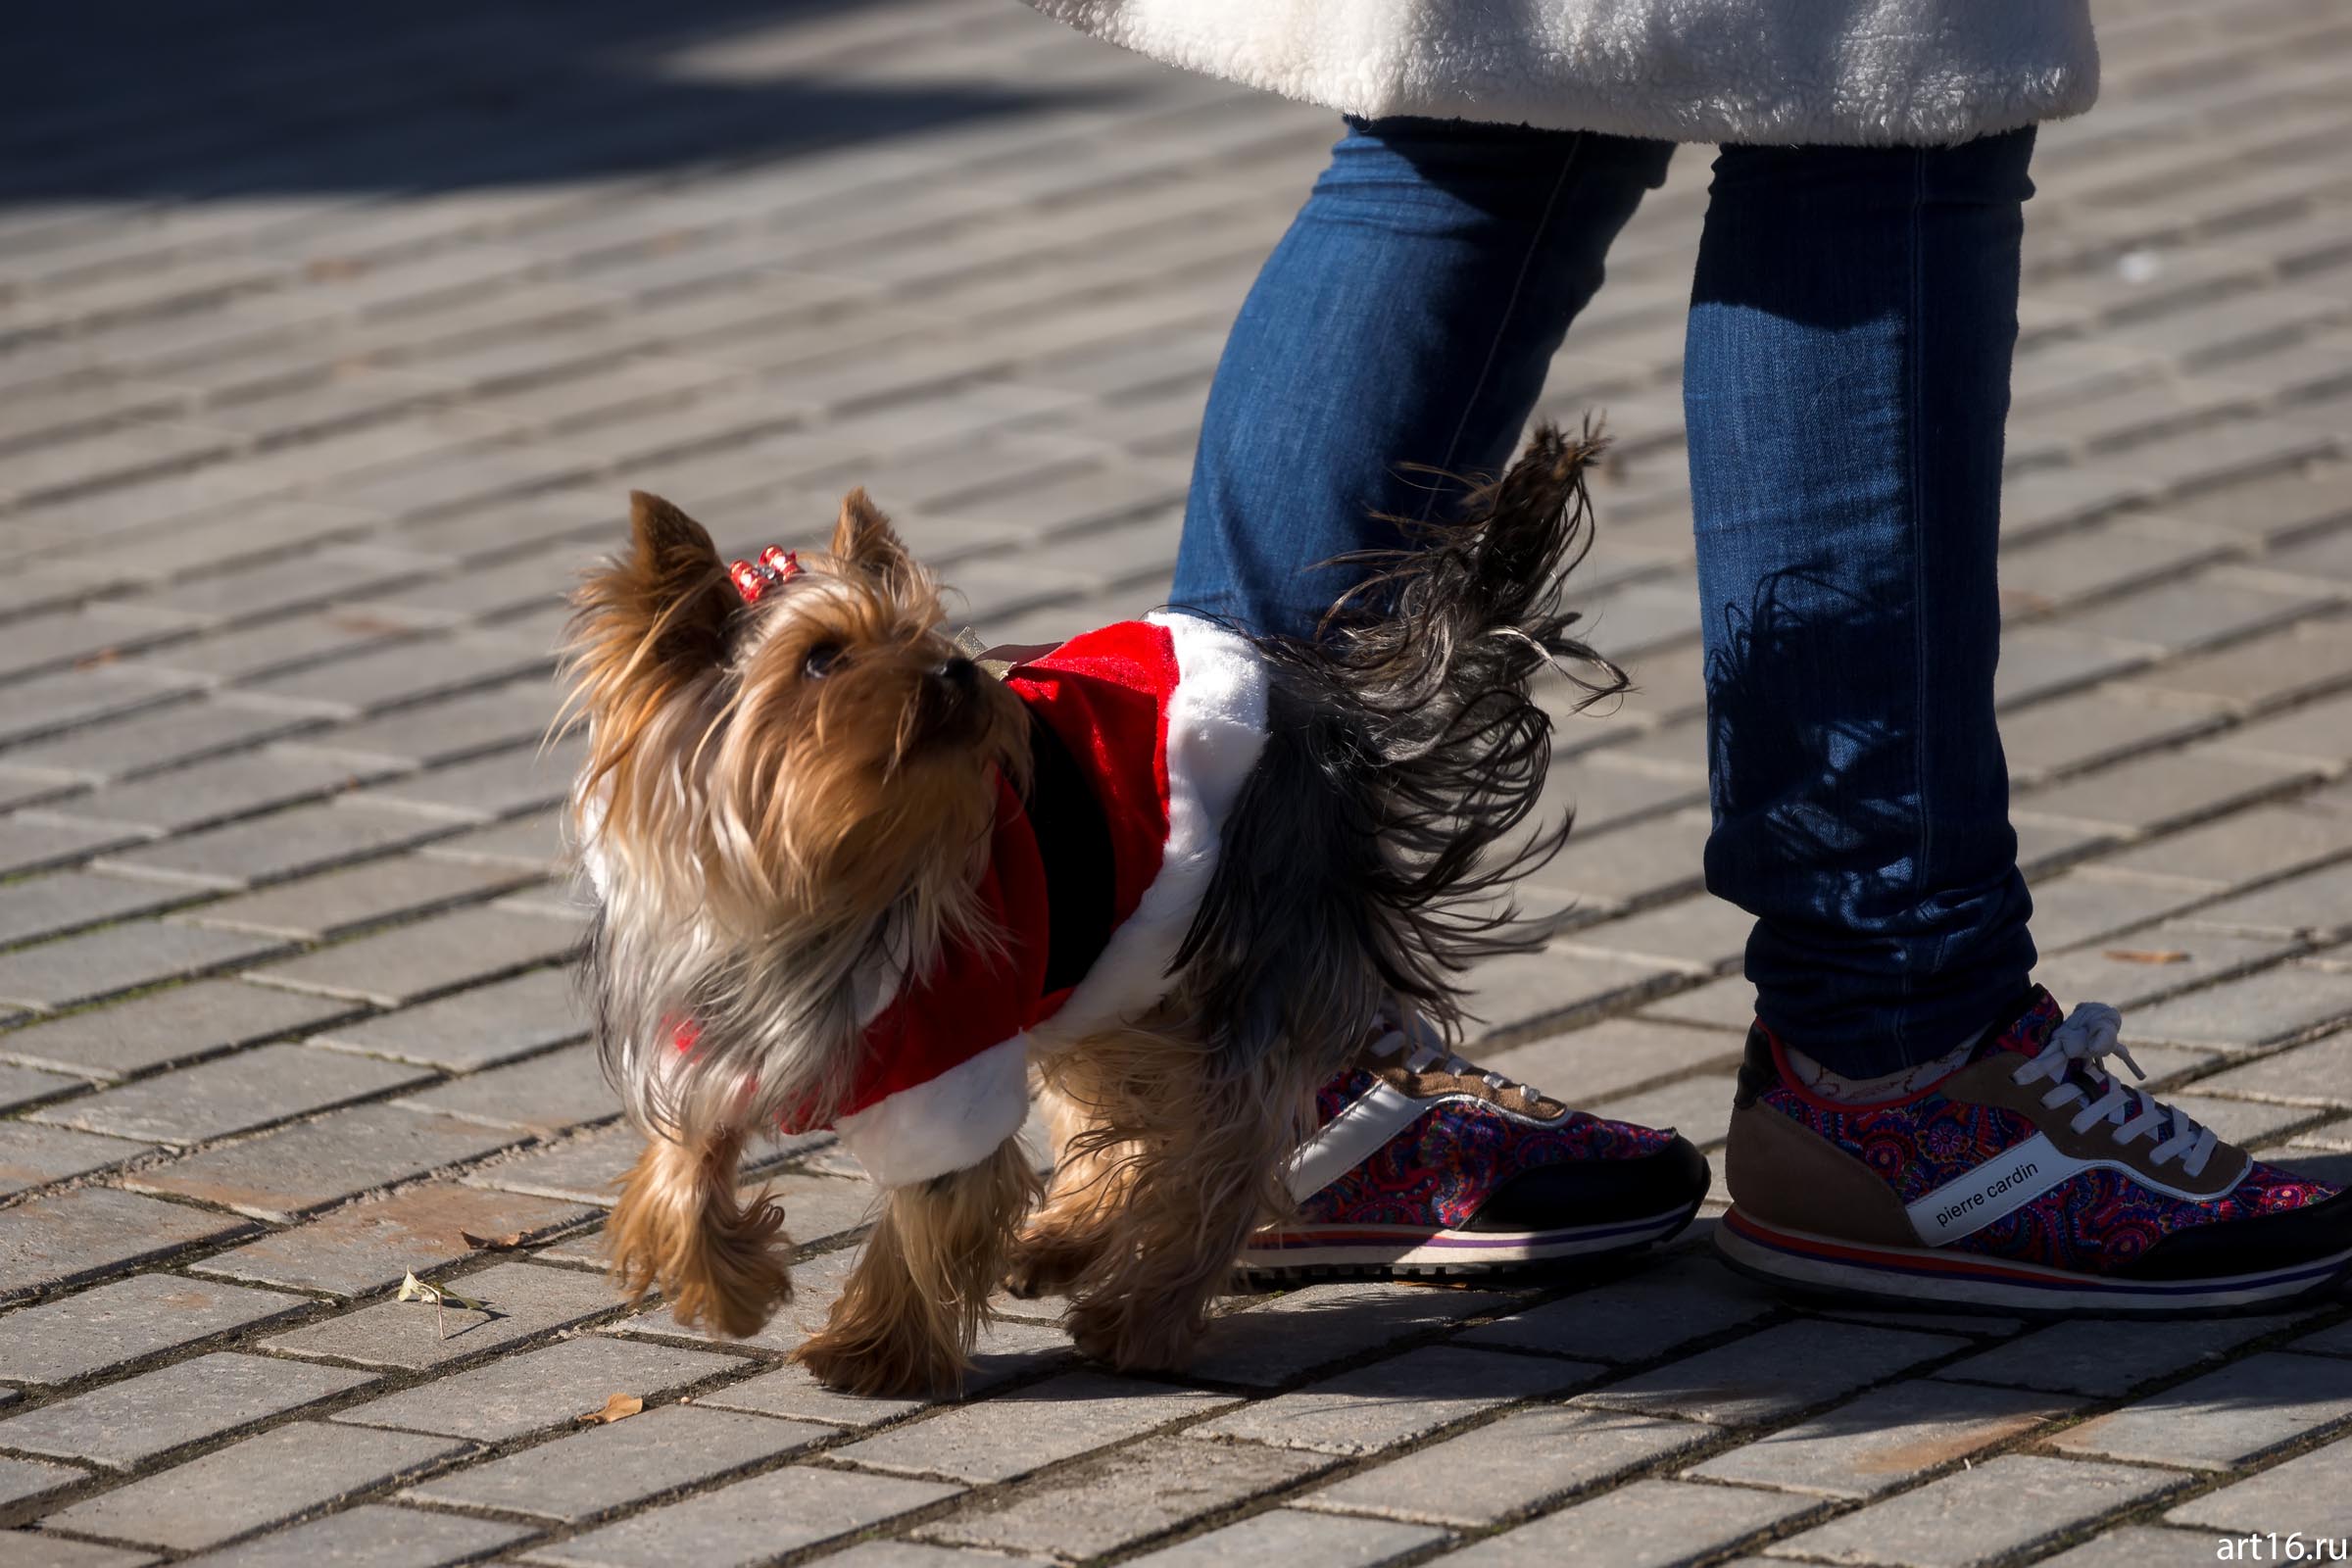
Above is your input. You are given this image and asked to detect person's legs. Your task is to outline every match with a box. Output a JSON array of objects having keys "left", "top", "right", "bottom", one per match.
[
  {"left": 1684, "top": 130, "right": 2039, "bottom": 1079},
  {"left": 1173, "top": 117, "right": 1673, "bottom": 643},
  {"left": 1175, "top": 117, "right": 1713, "bottom": 1280}
]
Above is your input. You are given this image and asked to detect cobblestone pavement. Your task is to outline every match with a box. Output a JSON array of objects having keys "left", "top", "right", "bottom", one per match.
[{"left": 4, "top": 0, "right": 2352, "bottom": 1562}]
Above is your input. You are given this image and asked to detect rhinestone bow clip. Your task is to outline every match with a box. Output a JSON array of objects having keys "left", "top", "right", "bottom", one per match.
[{"left": 728, "top": 546, "right": 802, "bottom": 604}]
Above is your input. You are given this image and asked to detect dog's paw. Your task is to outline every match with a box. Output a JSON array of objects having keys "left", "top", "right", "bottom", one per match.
[
  {"left": 793, "top": 1326, "right": 964, "bottom": 1398},
  {"left": 1002, "top": 1227, "right": 1097, "bottom": 1299},
  {"left": 1065, "top": 1296, "right": 1203, "bottom": 1375}
]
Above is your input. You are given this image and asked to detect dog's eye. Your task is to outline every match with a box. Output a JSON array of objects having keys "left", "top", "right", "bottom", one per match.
[{"left": 802, "top": 643, "right": 844, "bottom": 679}]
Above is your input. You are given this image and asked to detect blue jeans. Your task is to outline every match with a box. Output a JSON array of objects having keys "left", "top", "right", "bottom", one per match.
[{"left": 1171, "top": 119, "right": 2040, "bottom": 1077}]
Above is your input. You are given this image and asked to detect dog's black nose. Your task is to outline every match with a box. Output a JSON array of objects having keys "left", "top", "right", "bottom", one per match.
[{"left": 935, "top": 657, "right": 979, "bottom": 690}]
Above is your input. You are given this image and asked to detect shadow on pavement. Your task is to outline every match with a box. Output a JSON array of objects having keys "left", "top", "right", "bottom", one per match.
[{"left": 4, "top": 0, "right": 1092, "bottom": 205}]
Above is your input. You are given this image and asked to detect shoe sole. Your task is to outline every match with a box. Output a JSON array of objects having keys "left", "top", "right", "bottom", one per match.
[
  {"left": 1236, "top": 1200, "right": 1702, "bottom": 1280},
  {"left": 1717, "top": 1206, "right": 2352, "bottom": 1316}
]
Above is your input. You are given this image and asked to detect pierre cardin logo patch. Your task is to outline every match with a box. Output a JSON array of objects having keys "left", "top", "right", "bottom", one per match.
[{"left": 1906, "top": 1134, "right": 2087, "bottom": 1244}]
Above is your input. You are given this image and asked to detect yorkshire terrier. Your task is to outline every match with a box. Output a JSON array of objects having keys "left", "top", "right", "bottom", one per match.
[{"left": 563, "top": 422, "right": 1622, "bottom": 1396}]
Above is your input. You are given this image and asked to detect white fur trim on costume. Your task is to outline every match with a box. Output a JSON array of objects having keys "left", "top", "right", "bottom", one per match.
[
  {"left": 1021, "top": 0, "right": 2097, "bottom": 148},
  {"left": 1034, "top": 612, "right": 1270, "bottom": 1051},
  {"left": 834, "top": 1034, "right": 1033, "bottom": 1188}
]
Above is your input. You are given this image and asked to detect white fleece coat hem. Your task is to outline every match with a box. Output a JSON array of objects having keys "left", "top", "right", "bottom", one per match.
[{"left": 1021, "top": 0, "right": 2097, "bottom": 147}]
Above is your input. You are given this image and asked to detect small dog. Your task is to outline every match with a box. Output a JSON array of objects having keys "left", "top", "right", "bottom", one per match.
[{"left": 563, "top": 422, "right": 1621, "bottom": 1396}]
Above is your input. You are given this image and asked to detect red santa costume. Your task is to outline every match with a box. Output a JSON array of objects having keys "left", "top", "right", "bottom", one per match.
[{"left": 818, "top": 612, "right": 1268, "bottom": 1187}]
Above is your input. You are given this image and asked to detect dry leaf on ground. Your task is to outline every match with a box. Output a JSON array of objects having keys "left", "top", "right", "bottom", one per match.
[
  {"left": 579, "top": 1393, "right": 644, "bottom": 1425},
  {"left": 461, "top": 1230, "right": 527, "bottom": 1250}
]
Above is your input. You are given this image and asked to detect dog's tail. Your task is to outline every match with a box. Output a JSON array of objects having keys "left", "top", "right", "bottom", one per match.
[{"left": 1178, "top": 420, "right": 1624, "bottom": 1054}]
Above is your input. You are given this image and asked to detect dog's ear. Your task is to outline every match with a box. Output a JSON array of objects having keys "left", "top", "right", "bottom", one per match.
[
  {"left": 578, "top": 491, "right": 736, "bottom": 673},
  {"left": 830, "top": 488, "right": 911, "bottom": 579}
]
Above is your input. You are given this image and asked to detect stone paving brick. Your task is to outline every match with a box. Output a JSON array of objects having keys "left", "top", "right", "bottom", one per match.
[
  {"left": 2195, "top": 1033, "right": 2352, "bottom": 1105},
  {"left": 1768, "top": 1455, "right": 2180, "bottom": 1568},
  {"left": 2118, "top": 620, "right": 2352, "bottom": 711},
  {"left": 0, "top": 666, "right": 199, "bottom": 750},
  {"left": 2096, "top": 805, "right": 2352, "bottom": 891},
  {"left": 30, "top": 750, "right": 403, "bottom": 835},
  {"left": 129, "top": 611, "right": 427, "bottom": 685},
  {"left": 1523, "top": 808, "right": 1712, "bottom": 908},
  {"left": 1995, "top": 627, "right": 2154, "bottom": 709},
  {"left": 0, "top": 695, "right": 320, "bottom": 784},
  {"left": 96, "top": 801, "right": 463, "bottom": 890},
  {"left": 1485, "top": 1017, "right": 1743, "bottom": 1104},
  {"left": 1590, "top": 1072, "right": 1739, "bottom": 1148},
  {"left": 2123, "top": 964, "right": 2352, "bottom": 1051},
  {"left": 1191, "top": 1345, "right": 1597, "bottom": 1456},
  {"left": 2179, "top": 861, "right": 2352, "bottom": 938},
  {"left": 1579, "top": 1319, "right": 1969, "bottom": 1426},
  {"left": 1127, "top": 1508, "right": 1443, "bottom": 1568},
  {"left": 416, "top": 809, "right": 564, "bottom": 870},
  {"left": 1936, "top": 1313, "right": 2303, "bottom": 1398},
  {"left": 836, "top": 1370, "right": 1233, "bottom": 1484},
  {"left": 1303, "top": 1406, "right": 1710, "bottom": 1527},
  {"left": 519, "top": 1465, "right": 957, "bottom": 1568},
  {"left": 169, "top": 1502, "right": 535, "bottom": 1568},
  {"left": 917, "top": 1433, "right": 1331, "bottom": 1560},
  {"left": 1997, "top": 692, "right": 2228, "bottom": 787},
  {"left": 333, "top": 1335, "right": 743, "bottom": 1444},
  {"left": 2227, "top": 689, "right": 2352, "bottom": 768},
  {"left": 0, "top": 871, "right": 200, "bottom": 950},
  {"left": 2053, "top": 1352, "right": 2352, "bottom": 1469},
  {"left": 1461, "top": 1254, "right": 1776, "bottom": 1363},
  {"left": 359, "top": 738, "right": 580, "bottom": 823},
  {"left": 281, "top": 679, "right": 564, "bottom": 768},
  {"left": 1639, "top": 974, "right": 1761, "bottom": 1032},
  {"left": 0, "top": 1062, "right": 81, "bottom": 1114},
  {"left": 266, "top": 1260, "right": 621, "bottom": 1370},
  {"left": 1449, "top": 1477, "right": 1813, "bottom": 1568},
  {"left": 125, "top": 1103, "right": 527, "bottom": 1222},
  {"left": 2034, "top": 930, "right": 2304, "bottom": 1014},
  {"left": 1554, "top": 895, "right": 1751, "bottom": 974},
  {"left": 1462, "top": 948, "right": 1680, "bottom": 1046},
  {"left": 1187, "top": 1282, "right": 1514, "bottom": 1388},
  {"left": 32, "top": 1043, "right": 429, "bottom": 1147},
  {"left": 2015, "top": 750, "right": 2313, "bottom": 836},
  {"left": 0, "top": 1352, "right": 376, "bottom": 1470},
  {"left": 686, "top": 1315, "right": 1071, "bottom": 1428},
  {"left": 195, "top": 1181, "right": 597, "bottom": 1298},
  {"left": 6, "top": 1535, "right": 157, "bottom": 1567},
  {"left": 249, "top": 904, "right": 582, "bottom": 1006},
  {"left": 0, "top": 1274, "right": 309, "bottom": 1386},
  {"left": 178, "top": 855, "right": 538, "bottom": 941},
  {"left": 243, "top": 633, "right": 554, "bottom": 716},
  {"left": 391, "top": 1044, "right": 616, "bottom": 1133},
  {"left": 0, "top": 981, "right": 359, "bottom": 1080},
  {"left": 0, "top": 1187, "right": 255, "bottom": 1303},
  {"left": 2168, "top": 1432, "right": 2352, "bottom": 1537},
  {"left": 404, "top": 1402, "right": 831, "bottom": 1523},
  {"left": 1685, "top": 1379, "right": 2082, "bottom": 1498},
  {"left": 42, "top": 1422, "right": 469, "bottom": 1552},
  {"left": 0, "top": 921, "right": 286, "bottom": 1010},
  {"left": 2038, "top": 1526, "right": 2232, "bottom": 1568},
  {"left": 463, "top": 1122, "right": 657, "bottom": 1207},
  {"left": 0, "top": 1454, "right": 88, "bottom": 1512},
  {"left": 310, "top": 965, "right": 586, "bottom": 1070}
]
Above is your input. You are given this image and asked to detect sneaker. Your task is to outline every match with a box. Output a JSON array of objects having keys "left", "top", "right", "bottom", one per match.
[
  {"left": 1717, "top": 985, "right": 2352, "bottom": 1313},
  {"left": 1239, "top": 1012, "right": 1710, "bottom": 1278}
]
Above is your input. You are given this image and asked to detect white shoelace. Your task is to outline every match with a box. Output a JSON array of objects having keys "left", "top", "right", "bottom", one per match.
[
  {"left": 2014, "top": 1002, "right": 2221, "bottom": 1179},
  {"left": 1364, "top": 1009, "right": 1525, "bottom": 1096}
]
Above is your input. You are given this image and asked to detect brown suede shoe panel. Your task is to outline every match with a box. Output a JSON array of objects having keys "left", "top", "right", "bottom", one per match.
[
  {"left": 1939, "top": 1057, "right": 2250, "bottom": 1200},
  {"left": 1366, "top": 1060, "right": 1566, "bottom": 1120},
  {"left": 1724, "top": 1102, "right": 1916, "bottom": 1247}
]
